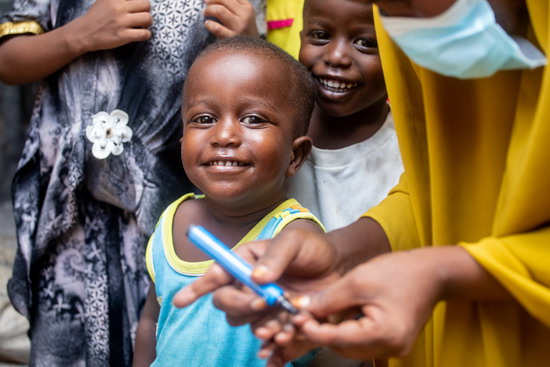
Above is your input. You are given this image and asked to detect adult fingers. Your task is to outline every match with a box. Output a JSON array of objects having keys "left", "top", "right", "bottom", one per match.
[
  {"left": 211, "top": 286, "right": 265, "bottom": 326},
  {"left": 299, "top": 310, "right": 411, "bottom": 359},
  {"left": 172, "top": 263, "right": 233, "bottom": 308},
  {"left": 126, "top": 0, "right": 151, "bottom": 14},
  {"left": 203, "top": 0, "right": 251, "bottom": 17},
  {"left": 295, "top": 265, "right": 369, "bottom": 317},
  {"left": 251, "top": 230, "right": 334, "bottom": 284},
  {"left": 118, "top": 27, "right": 152, "bottom": 42},
  {"left": 301, "top": 317, "right": 380, "bottom": 359},
  {"left": 204, "top": 3, "right": 237, "bottom": 23},
  {"left": 204, "top": 19, "right": 235, "bottom": 38},
  {"left": 125, "top": 12, "right": 153, "bottom": 30}
]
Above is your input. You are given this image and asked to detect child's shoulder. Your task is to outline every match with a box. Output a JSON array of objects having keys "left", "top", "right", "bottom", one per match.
[
  {"left": 282, "top": 216, "right": 325, "bottom": 233},
  {"left": 158, "top": 192, "right": 202, "bottom": 215},
  {"left": 271, "top": 199, "right": 326, "bottom": 235}
]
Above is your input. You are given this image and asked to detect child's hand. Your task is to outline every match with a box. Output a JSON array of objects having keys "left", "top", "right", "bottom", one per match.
[
  {"left": 70, "top": 0, "right": 153, "bottom": 53},
  {"left": 255, "top": 310, "right": 319, "bottom": 367},
  {"left": 254, "top": 305, "right": 362, "bottom": 366},
  {"left": 203, "top": 0, "right": 259, "bottom": 38}
]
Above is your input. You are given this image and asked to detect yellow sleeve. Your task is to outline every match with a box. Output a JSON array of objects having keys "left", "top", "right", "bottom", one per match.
[
  {"left": 363, "top": 173, "right": 422, "bottom": 252},
  {"left": 462, "top": 226, "right": 550, "bottom": 327}
]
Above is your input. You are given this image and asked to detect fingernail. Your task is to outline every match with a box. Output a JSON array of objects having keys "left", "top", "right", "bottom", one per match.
[
  {"left": 258, "top": 349, "right": 270, "bottom": 359},
  {"left": 252, "top": 264, "right": 269, "bottom": 279},
  {"left": 292, "top": 295, "right": 310, "bottom": 309},
  {"left": 251, "top": 298, "right": 267, "bottom": 311}
]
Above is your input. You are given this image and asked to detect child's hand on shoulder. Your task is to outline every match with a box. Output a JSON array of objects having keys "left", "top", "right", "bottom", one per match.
[{"left": 203, "top": 0, "right": 259, "bottom": 38}]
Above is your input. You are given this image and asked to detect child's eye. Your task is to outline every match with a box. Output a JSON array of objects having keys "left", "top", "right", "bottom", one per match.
[
  {"left": 309, "top": 30, "right": 330, "bottom": 42},
  {"left": 241, "top": 115, "right": 268, "bottom": 125},
  {"left": 191, "top": 114, "right": 216, "bottom": 125},
  {"left": 354, "top": 38, "right": 378, "bottom": 52}
]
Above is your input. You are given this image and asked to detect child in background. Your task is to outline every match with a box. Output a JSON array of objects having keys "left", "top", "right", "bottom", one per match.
[
  {"left": 287, "top": 1, "right": 399, "bottom": 365},
  {"left": 289, "top": 0, "right": 403, "bottom": 232},
  {"left": 132, "top": 36, "right": 324, "bottom": 367}
]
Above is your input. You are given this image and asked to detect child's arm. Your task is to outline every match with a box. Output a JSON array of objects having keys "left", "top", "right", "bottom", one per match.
[
  {"left": 203, "top": 0, "right": 259, "bottom": 38},
  {"left": 0, "top": 0, "right": 152, "bottom": 85},
  {"left": 133, "top": 284, "right": 160, "bottom": 367}
]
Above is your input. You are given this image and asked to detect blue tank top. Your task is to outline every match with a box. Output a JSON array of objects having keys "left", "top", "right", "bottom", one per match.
[{"left": 146, "top": 193, "right": 324, "bottom": 366}]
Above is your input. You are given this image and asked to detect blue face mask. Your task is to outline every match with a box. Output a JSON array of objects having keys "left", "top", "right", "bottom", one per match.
[{"left": 380, "top": 0, "right": 546, "bottom": 79}]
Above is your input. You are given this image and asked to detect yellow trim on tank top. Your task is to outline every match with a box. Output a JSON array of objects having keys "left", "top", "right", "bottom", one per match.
[{"left": 162, "top": 194, "right": 301, "bottom": 276}]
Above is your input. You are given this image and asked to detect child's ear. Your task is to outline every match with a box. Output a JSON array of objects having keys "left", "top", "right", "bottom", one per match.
[{"left": 286, "top": 136, "right": 312, "bottom": 177}]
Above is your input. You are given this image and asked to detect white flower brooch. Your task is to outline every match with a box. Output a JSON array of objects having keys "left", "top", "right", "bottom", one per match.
[{"left": 86, "top": 109, "right": 133, "bottom": 159}]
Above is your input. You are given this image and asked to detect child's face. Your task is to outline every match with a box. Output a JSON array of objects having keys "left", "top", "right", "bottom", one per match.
[
  {"left": 299, "top": 0, "right": 387, "bottom": 117},
  {"left": 181, "top": 51, "right": 301, "bottom": 208}
]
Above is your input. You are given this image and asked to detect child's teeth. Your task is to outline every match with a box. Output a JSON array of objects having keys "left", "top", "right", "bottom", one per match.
[
  {"left": 210, "top": 161, "right": 244, "bottom": 166},
  {"left": 321, "top": 78, "right": 357, "bottom": 90}
]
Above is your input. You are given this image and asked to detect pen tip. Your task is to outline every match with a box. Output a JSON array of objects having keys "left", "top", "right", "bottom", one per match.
[{"left": 278, "top": 297, "right": 299, "bottom": 315}]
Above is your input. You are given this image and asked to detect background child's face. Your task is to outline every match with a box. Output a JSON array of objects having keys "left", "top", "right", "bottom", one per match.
[
  {"left": 299, "top": 0, "right": 387, "bottom": 117},
  {"left": 181, "top": 51, "right": 298, "bottom": 208}
]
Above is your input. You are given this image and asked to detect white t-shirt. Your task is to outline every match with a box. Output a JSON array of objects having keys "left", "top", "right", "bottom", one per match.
[{"left": 288, "top": 112, "right": 403, "bottom": 231}]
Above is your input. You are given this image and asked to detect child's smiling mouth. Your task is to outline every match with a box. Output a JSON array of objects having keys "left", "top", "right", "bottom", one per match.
[
  {"left": 207, "top": 160, "right": 247, "bottom": 167},
  {"left": 317, "top": 77, "right": 358, "bottom": 97},
  {"left": 202, "top": 158, "right": 252, "bottom": 172}
]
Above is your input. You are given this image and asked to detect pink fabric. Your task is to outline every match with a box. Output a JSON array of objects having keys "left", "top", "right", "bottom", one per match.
[{"left": 267, "top": 18, "right": 294, "bottom": 30}]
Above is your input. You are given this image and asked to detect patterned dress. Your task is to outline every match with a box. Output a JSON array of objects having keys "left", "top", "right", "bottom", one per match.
[{"left": 0, "top": 0, "right": 238, "bottom": 364}]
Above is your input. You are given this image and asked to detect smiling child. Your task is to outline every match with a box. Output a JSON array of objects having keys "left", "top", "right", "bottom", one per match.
[
  {"left": 132, "top": 36, "right": 324, "bottom": 367},
  {"left": 288, "top": 0, "right": 403, "bottom": 231}
]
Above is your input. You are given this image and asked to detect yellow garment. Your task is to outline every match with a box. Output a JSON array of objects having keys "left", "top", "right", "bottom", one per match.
[
  {"left": 365, "top": 2, "right": 550, "bottom": 367},
  {"left": 266, "top": 0, "right": 304, "bottom": 59}
]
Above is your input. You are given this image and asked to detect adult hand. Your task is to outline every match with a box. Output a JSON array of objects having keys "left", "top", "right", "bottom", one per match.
[
  {"left": 259, "top": 249, "right": 440, "bottom": 366},
  {"left": 203, "top": 0, "right": 259, "bottom": 38},
  {"left": 70, "top": 0, "right": 153, "bottom": 53},
  {"left": 173, "top": 228, "right": 339, "bottom": 324},
  {"left": 265, "top": 245, "right": 512, "bottom": 365}
]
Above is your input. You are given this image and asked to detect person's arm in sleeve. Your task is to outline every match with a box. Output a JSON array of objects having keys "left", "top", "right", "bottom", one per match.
[
  {"left": 0, "top": 0, "right": 152, "bottom": 85},
  {"left": 363, "top": 173, "right": 422, "bottom": 253},
  {"left": 462, "top": 226, "right": 550, "bottom": 327}
]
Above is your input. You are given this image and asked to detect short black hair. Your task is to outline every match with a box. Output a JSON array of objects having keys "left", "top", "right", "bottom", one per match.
[{"left": 191, "top": 35, "right": 316, "bottom": 138}]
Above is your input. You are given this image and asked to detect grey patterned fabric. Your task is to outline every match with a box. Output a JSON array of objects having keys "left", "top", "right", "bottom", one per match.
[{"left": 1, "top": 0, "right": 218, "bottom": 364}]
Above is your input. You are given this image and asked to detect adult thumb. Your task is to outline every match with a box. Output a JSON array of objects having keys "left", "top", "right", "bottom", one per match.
[{"left": 294, "top": 276, "right": 363, "bottom": 319}]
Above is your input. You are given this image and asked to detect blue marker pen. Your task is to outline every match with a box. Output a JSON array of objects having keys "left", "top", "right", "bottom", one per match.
[{"left": 186, "top": 224, "right": 298, "bottom": 314}]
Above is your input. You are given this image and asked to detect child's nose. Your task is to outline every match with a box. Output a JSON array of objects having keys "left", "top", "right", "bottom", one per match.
[
  {"left": 211, "top": 118, "right": 242, "bottom": 147},
  {"left": 323, "top": 39, "right": 352, "bottom": 68}
]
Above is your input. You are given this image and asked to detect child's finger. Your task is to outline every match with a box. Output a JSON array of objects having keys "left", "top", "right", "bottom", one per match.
[
  {"left": 254, "top": 319, "right": 285, "bottom": 340},
  {"left": 258, "top": 339, "right": 277, "bottom": 359},
  {"left": 273, "top": 323, "right": 296, "bottom": 345}
]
